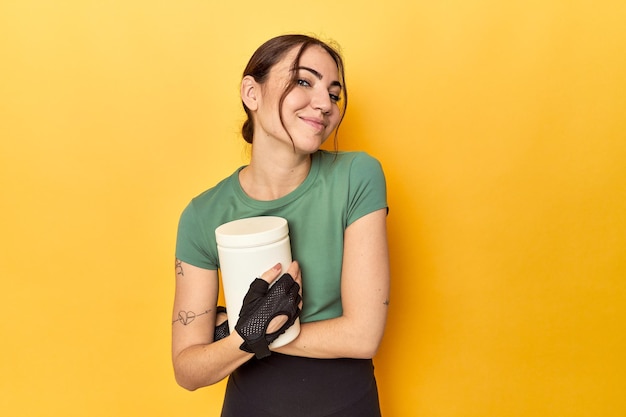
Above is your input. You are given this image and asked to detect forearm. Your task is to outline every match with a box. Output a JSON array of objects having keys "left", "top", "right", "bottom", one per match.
[
  {"left": 172, "top": 263, "right": 302, "bottom": 390},
  {"left": 173, "top": 332, "right": 252, "bottom": 390},
  {"left": 274, "top": 309, "right": 388, "bottom": 359}
]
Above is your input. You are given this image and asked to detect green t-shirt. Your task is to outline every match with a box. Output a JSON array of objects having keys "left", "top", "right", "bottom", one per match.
[{"left": 175, "top": 150, "right": 387, "bottom": 323}]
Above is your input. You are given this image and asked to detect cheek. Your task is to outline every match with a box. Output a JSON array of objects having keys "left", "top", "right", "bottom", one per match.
[
  {"left": 282, "top": 89, "right": 309, "bottom": 109},
  {"left": 328, "top": 108, "right": 341, "bottom": 128}
]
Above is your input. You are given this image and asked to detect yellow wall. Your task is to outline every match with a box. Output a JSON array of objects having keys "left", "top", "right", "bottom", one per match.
[{"left": 2, "top": 1, "right": 625, "bottom": 416}]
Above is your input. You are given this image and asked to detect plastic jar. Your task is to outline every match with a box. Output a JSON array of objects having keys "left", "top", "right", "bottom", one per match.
[{"left": 215, "top": 216, "right": 300, "bottom": 348}]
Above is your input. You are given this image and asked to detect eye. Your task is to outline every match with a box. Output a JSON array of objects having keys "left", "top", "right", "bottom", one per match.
[
  {"left": 329, "top": 93, "right": 341, "bottom": 103},
  {"left": 297, "top": 79, "right": 311, "bottom": 87}
]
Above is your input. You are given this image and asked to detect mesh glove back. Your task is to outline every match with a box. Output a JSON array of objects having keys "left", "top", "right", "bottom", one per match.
[{"left": 235, "top": 273, "right": 301, "bottom": 359}]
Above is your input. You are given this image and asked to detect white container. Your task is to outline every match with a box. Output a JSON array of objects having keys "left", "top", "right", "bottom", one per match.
[{"left": 215, "top": 216, "right": 300, "bottom": 348}]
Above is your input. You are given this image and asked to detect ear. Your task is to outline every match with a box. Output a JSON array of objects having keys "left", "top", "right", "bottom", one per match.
[{"left": 241, "top": 75, "right": 259, "bottom": 111}]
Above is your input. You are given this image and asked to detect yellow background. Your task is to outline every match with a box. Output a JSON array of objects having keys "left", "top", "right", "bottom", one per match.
[{"left": 2, "top": 1, "right": 625, "bottom": 416}]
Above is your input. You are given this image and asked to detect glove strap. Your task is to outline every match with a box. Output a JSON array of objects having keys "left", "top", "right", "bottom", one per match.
[{"left": 240, "top": 338, "right": 271, "bottom": 359}]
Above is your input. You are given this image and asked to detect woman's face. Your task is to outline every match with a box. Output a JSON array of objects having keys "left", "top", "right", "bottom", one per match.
[{"left": 253, "top": 45, "right": 343, "bottom": 154}]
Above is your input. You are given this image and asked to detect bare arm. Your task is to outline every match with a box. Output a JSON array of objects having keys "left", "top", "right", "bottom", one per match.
[
  {"left": 274, "top": 208, "right": 390, "bottom": 359},
  {"left": 171, "top": 260, "right": 302, "bottom": 390},
  {"left": 171, "top": 261, "right": 253, "bottom": 390}
]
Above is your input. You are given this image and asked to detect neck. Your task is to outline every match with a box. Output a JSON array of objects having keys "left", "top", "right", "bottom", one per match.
[{"left": 239, "top": 147, "right": 314, "bottom": 201}]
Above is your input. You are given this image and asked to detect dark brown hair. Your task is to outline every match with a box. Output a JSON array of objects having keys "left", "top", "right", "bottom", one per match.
[{"left": 241, "top": 34, "right": 347, "bottom": 149}]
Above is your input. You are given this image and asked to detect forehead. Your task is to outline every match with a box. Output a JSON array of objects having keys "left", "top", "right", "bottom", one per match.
[{"left": 274, "top": 45, "right": 339, "bottom": 78}]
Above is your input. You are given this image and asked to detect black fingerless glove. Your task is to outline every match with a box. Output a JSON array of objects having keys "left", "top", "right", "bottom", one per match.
[
  {"left": 213, "top": 306, "right": 230, "bottom": 341},
  {"left": 235, "top": 273, "right": 301, "bottom": 359}
]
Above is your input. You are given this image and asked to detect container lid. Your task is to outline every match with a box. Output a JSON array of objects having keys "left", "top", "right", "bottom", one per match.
[{"left": 215, "top": 216, "right": 289, "bottom": 248}]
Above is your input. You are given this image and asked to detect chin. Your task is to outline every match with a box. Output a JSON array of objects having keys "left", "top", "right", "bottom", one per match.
[
  {"left": 293, "top": 135, "right": 329, "bottom": 154},
  {"left": 297, "top": 143, "right": 325, "bottom": 155}
]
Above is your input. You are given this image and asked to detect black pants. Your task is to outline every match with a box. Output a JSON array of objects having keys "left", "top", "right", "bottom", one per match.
[{"left": 221, "top": 353, "right": 382, "bottom": 417}]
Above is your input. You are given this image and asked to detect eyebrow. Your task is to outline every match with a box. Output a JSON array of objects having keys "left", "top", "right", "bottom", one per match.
[{"left": 297, "top": 66, "right": 343, "bottom": 89}]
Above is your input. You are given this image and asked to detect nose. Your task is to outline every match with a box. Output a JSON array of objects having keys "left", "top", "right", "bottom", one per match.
[{"left": 311, "top": 88, "right": 332, "bottom": 114}]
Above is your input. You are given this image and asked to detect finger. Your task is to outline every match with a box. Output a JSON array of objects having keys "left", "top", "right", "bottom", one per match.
[
  {"left": 286, "top": 261, "right": 301, "bottom": 284},
  {"left": 286, "top": 261, "right": 303, "bottom": 309},
  {"left": 242, "top": 278, "right": 269, "bottom": 304},
  {"left": 259, "top": 262, "right": 283, "bottom": 284}
]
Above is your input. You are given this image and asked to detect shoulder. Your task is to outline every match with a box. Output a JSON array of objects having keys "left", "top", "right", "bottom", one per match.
[
  {"left": 316, "top": 150, "right": 384, "bottom": 175},
  {"left": 314, "top": 151, "right": 387, "bottom": 226},
  {"left": 176, "top": 169, "right": 242, "bottom": 269},
  {"left": 178, "top": 168, "right": 242, "bottom": 231},
  {"left": 186, "top": 168, "right": 242, "bottom": 211}
]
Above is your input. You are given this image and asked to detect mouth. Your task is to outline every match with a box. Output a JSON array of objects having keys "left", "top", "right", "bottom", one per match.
[{"left": 300, "top": 116, "right": 326, "bottom": 132}]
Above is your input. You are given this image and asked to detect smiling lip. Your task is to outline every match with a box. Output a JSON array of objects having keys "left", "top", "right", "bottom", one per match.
[{"left": 300, "top": 116, "right": 326, "bottom": 131}]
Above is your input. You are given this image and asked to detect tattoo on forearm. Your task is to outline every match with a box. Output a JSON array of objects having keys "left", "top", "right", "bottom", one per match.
[
  {"left": 175, "top": 259, "right": 184, "bottom": 277},
  {"left": 173, "top": 309, "right": 211, "bottom": 326}
]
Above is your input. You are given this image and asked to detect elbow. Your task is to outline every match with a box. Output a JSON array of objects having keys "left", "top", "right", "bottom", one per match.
[
  {"left": 174, "top": 368, "right": 201, "bottom": 391},
  {"left": 357, "top": 346, "right": 380, "bottom": 360},
  {"left": 173, "top": 354, "right": 198, "bottom": 391},
  {"left": 343, "top": 320, "right": 386, "bottom": 359},
  {"left": 172, "top": 346, "right": 227, "bottom": 390},
  {"left": 173, "top": 353, "right": 213, "bottom": 391},
  {"left": 178, "top": 381, "right": 199, "bottom": 392},
  {"left": 350, "top": 337, "right": 382, "bottom": 359},
  {"left": 173, "top": 358, "right": 223, "bottom": 391}
]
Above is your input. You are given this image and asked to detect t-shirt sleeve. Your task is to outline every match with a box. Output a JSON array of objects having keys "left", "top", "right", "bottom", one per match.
[
  {"left": 175, "top": 200, "right": 218, "bottom": 270},
  {"left": 346, "top": 153, "right": 388, "bottom": 227}
]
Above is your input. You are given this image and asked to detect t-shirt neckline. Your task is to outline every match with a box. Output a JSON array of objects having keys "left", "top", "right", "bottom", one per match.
[{"left": 231, "top": 151, "right": 322, "bottom": 209}]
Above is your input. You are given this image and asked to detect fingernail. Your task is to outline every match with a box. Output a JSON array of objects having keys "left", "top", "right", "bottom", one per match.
[{"left": 273, "top": 263, "right": 281, "bottom": 270}]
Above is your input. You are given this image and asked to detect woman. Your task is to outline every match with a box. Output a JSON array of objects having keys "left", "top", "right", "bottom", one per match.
[{"left": 172, "top": 34, "right": 390, "bottom": 417}]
